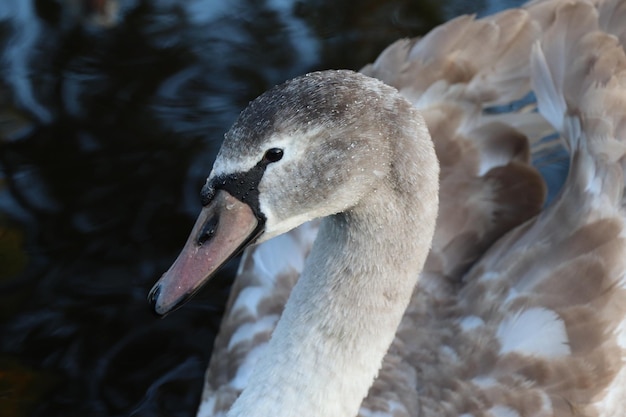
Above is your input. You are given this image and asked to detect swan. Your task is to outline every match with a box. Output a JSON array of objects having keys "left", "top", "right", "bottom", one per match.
[
  {"left": 148, "top": 0, "right": 626, "bottom": 416},
  {"left": 150, "top": 66, "right": 441, "bottom": 417}
]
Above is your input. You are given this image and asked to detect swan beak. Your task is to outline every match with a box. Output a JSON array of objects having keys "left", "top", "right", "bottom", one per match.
[{"left": 148, "top": 190, "right": 260, "bottom": 316}]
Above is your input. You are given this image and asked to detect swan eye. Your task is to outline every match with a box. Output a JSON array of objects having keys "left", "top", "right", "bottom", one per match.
[{"left": 263, "top": 148, "right": 284, "bottom": 163}]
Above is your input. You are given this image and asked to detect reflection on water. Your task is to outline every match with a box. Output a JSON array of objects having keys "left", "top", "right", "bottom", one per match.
[{"left": 0, "top": 0, "right": 536, "bottom": 416}]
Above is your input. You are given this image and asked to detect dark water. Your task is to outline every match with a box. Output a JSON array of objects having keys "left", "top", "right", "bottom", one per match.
[{"left": 0, "top": 1, "right": 533, "bottom": 416}]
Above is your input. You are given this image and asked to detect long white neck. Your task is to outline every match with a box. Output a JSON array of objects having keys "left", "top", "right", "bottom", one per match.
[{"left": 227, "top": 111, "right": 439, "bottom": 417}]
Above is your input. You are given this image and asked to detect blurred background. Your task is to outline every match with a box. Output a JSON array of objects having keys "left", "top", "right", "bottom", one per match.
[{"left": 0, "top": 1, "right": 525, "bottom": 416}]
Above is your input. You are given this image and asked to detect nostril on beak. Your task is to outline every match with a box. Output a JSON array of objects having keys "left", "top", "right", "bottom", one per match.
[{"left": 197, "top": 215, "right": 219, "bottom": 246}]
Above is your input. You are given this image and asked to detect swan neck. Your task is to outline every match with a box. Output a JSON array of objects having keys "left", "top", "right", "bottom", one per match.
[{"left": 227, "top": 105, "right": 439, "bottom": 417}]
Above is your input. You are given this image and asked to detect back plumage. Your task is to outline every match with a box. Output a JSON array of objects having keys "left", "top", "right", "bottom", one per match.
[{"left": 449, "top": 1, "right": 626, "bottom": 415}]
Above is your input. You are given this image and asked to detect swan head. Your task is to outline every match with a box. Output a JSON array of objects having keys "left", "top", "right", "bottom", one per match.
[{"left": 149, "top": 70, "right": 425, "bottom": 315}]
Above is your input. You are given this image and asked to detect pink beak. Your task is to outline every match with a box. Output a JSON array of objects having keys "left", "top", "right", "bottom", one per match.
[{"left": 148, "top": 190, "right": 260, "bottom": 316}]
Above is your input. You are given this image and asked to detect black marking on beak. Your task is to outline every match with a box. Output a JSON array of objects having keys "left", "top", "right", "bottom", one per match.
[
  {"left": 200, "top": 183, "right": 215, "bottom": 206},
  {"left": 201, "top": 156, "right": 276, "bottom": 223}
]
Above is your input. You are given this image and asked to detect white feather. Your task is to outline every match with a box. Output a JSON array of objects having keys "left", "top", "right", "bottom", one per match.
[{"left": 497, "top": 308, "right": 570, "bottom": 358}]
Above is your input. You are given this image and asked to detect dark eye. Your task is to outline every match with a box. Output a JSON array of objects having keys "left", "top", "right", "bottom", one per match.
[{"left": 263, "top": 148, "right": 284, "bottom": 163}]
